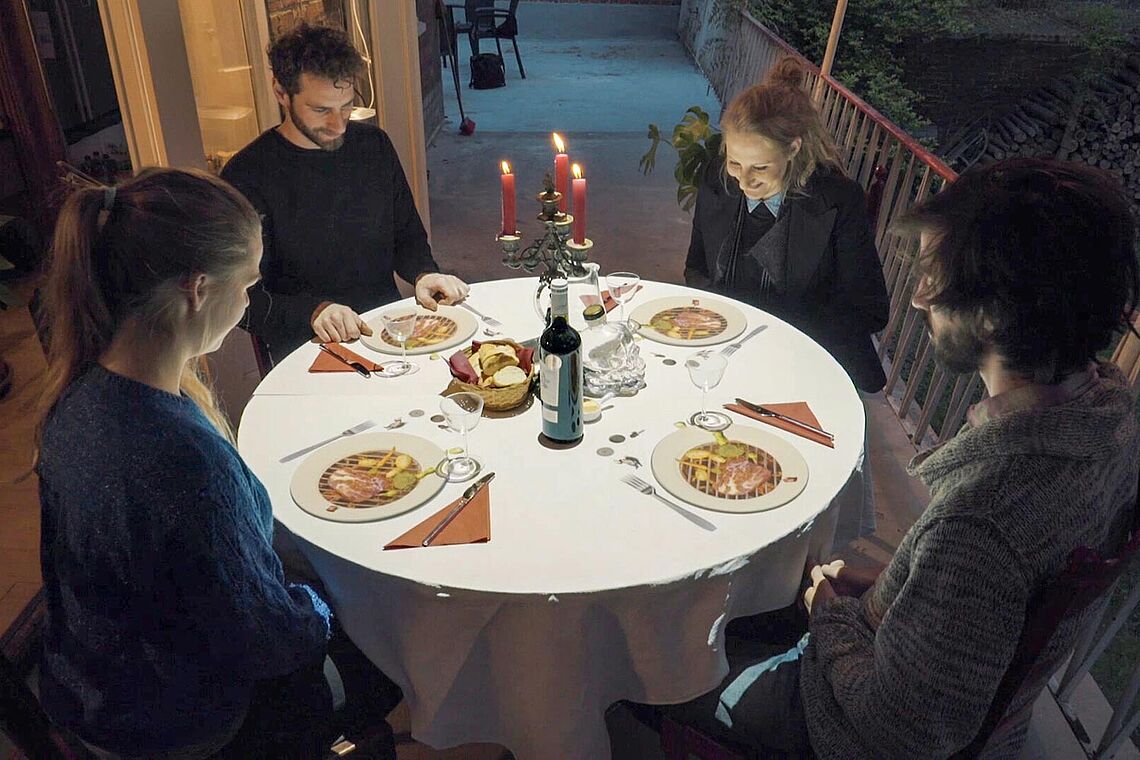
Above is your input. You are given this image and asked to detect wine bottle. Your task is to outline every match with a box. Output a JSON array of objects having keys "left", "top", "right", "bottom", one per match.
[{"left": 539, "top": 278, "right": 583, "bottom": 443}]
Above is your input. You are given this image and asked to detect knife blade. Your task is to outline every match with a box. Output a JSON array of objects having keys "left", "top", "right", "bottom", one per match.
[
  {"left": 319, "top": 344, "right": 371, "bottom": 377},
  {"left": 734, "top": 398, "right": 834, "bottom": 440},
  {"left": 421, "top": 472, "right": 496, "bottom": 547}
]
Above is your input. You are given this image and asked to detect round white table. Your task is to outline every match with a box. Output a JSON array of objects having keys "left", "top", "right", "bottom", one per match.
[{"left": 238, "top": 278, "right": 865, "bottom": 760}]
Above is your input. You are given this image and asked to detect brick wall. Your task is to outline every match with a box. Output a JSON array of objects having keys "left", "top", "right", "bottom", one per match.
[
  {"left": 901, "top": 35, "right": 1086, "bottom": 141},
  {"left": 418, "top": 0, "right": 444, "bottom": 142},
  {"left": 265, "top": 0, "right": 345, "bottom": 41}
]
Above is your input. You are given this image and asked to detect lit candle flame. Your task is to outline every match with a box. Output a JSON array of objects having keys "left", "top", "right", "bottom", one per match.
[
  {"left": 552, "top": 133, "right": 566, "bottom": 153},
  {"left": 572, "top": 163, "right": 583, "bottom": 179},
  {"left": 501, "top": 160, "right": 511, "bottom": 175}
]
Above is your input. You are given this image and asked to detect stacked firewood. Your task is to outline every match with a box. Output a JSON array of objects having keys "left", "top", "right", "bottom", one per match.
[{"left": 980, "top": 56, "right": 1140, "bottom": 200}]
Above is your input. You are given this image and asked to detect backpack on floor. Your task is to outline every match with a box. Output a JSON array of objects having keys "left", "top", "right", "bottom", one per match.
[{"left": 469, "top": 53, "right": 506, "bottom": 89}]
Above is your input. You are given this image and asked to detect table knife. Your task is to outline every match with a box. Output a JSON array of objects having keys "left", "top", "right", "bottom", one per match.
[
  {"left": 422, "top": 472, "right": 496, "bottom": 547},
  {"left": 734, "top": 398, "right": 834, "bottom": 440},
  {"left": 319, "top": 344, "right": 371, "bottom": 377}
]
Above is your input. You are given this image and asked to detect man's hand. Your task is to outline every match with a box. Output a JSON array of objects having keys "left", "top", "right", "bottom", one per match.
[
  {"left": 415, "top": 273, "right": 470, "bottom": 312},
  {"left": 311, "top": 303, "right": 373, "bottom": 343},
  {"left": 804, "top": 563, "right": 839, "bottom": 616}
]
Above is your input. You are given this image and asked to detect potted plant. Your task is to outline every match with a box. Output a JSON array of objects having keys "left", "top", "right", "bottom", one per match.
[{"left": 639, "top": 106, "right": 722, "bottom": 211}]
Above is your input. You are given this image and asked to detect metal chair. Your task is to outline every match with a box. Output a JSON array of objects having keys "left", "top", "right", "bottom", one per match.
[
  {"left": 447, "top": 0, "right": 496, "bottom": 59},
  {"left": 472, "top": 0, "right": 525, "bottom": 79}
]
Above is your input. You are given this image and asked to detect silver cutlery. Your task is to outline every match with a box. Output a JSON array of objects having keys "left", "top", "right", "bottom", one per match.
[
  {"left": 279, "top": 419, "right": 376, "bottom": 463},
  {"left": 318, "top": 344, "right": 372, "bottom": 377},
  {"left": 620, "top": 474, "right": 717, "bottom": 531},
  {"left": 720, "top": 325, "right": 768, "bottom": 358},
  {"left": 734, "top": 398, "right": 834, "bottom": 441},
  {"left": 458, "top": 301, "right": 504, "bottom": 329},
  {"left": 422, "top": 472, "right": 496, "bottom": 546}
]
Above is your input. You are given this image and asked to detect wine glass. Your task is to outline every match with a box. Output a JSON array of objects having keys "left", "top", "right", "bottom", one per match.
[
  {"left": 685, "top": 350, "right": 731, "bottom": 431},
  {"left": 439, "top": 392, "right": 484, "bottom": 482},
  {"left": 606, "top": 271, "right": 641, "bottom": 325},
  {"left": 381, "top": 311, "right": 418, "bottom": 377}
]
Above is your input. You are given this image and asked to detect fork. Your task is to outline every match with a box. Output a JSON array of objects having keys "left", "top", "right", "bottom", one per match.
[
  {"left": 458, "top": 301, "right": 504, "bottom": 329},
  {"left": 620, "top": 474, "right": 717, "bottom": 531},
  {"left": 279, "top": 419, "right": 376, "bottom": 463},
  {"left": 720, "top": 325, "right": 768, "bottom": 358}
]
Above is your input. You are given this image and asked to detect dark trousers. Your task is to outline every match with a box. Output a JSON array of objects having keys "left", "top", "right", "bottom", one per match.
[
  {"left": 656, "top": 607, "right": 811, "bottom": 757},
  {"left": 214, "top": 622, "right": 402, "bottom": 760}
]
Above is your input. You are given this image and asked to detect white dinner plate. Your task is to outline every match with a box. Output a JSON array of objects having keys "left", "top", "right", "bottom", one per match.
[
  {"left": 650, "top": 425, "right": 808, "bottom": 513},
  {"left": 359, "top": 304, "right": 478, "bottom": 356},
  {"left": 631, "top": 296, "right": 747, "bottom": 347},
  {"left": 290, "top": 432, "right": 446, "bottom": 522}
]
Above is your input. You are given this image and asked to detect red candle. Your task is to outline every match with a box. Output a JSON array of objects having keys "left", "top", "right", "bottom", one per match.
[
  {"left": 553, "top": 132, "right": 569, "bottom": 213},
  {"left": 500, "top": 160, "right": 516, "bottom": 236},
  {"left": 571, "top": 163, "right": 586, "bottom": 244}
]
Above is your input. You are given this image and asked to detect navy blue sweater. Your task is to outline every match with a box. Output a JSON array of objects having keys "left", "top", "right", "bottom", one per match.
[{"left": 37, "top": 365, "right": 331, "bottom": 754}]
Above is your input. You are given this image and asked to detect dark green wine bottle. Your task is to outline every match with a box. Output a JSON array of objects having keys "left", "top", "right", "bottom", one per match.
[{"left": 539, "top": 278, "right": 583, "bottom": 442}]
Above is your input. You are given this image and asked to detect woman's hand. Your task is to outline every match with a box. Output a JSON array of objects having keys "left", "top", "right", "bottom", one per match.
[{"left": 803, "top": 563, "right": 838, "bottom": 616}]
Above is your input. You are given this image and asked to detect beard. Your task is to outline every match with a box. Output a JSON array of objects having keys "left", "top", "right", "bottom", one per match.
[
  {"left": 288, "top": 100, "right": 345, "bottom": 151},
  {"left": 924, "top": 310, "right": 987, "bottom": 375}
]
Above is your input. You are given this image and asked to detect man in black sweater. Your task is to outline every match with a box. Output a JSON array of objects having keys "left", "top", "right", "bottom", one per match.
[{"left": 222, "top": 23, "right": 468, "bottom": 364}]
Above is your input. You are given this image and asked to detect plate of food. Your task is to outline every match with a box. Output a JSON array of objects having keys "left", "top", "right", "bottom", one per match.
[
  {"left": 359, "top": 304, "right": 477, "bottom": 356},
  {"left": 290, "top": 432, "right": 446, "bottom": 522},
  {"left": 630, "top": 296, "right": 747, "bottom": 347},
  {"left": 650, "top": 425, "right": 808, "bottom": 513}
]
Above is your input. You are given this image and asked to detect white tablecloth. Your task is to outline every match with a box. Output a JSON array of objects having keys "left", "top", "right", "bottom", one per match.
[{"left": 238, "top": 278, "right": 865, "bottom": 759}]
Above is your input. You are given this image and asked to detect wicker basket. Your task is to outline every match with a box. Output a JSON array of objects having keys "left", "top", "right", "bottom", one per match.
[{"left": 447, "top": 340, "right": 535, "bottom": 411}]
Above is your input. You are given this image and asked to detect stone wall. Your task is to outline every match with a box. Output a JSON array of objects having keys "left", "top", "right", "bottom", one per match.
[{"left": 901, "top": 35, "right": 1087, "bottom": 141}]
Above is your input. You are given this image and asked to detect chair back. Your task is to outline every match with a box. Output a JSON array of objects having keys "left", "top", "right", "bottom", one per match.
[
  {"left": 954, "top": 483, "right": 1140, "bottom": 758},
  {"left": 1, "top": 589, "right": 95, "bottom": 759},
  {"left": 1110, "top": 312, "right": 1140, "bottom": 387},
  {"left": 465, "top": 0, "right": 496, "bottom": 35},
  {"left": 865, "top": 165, "right": 889, "bottom": 231}
]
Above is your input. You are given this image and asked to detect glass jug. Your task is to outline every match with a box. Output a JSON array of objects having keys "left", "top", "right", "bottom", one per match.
[{"left": 533, "top": 262, "right": 602, "bottom": 332}]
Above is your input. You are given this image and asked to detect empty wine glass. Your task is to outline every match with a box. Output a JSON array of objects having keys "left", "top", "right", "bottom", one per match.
[
  {"left": 439, "top": 392, "right": 484, "bottom": 482},
  {"left": 606, "top": 271, "right": 641, "bottom": 325},
  {"left": 685, "top": 350, "right": 731, "bottom": 431},
  {"left": 381, "top": 311, "right": 418, "bottom": 377}
]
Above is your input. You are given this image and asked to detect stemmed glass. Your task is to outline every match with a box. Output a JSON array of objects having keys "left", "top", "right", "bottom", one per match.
[
  {"left": 685, "top": 350, "right": 731, "bottom": 431},
  {"left": 605, "top": 271, "right": 641, "bottom": 325},
  {"left": 438, "top": 392, "right": 484, "bottom": 482},
  {"left": 381, "top": 311, "right": 418, "bottom": 377}
]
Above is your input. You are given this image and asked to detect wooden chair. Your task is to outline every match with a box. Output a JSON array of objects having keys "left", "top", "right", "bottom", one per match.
[
  {"left": 472, "top": 0, "right": 525, "bottom": 79},
  {"left": 1, "top": 589, "right": 95, "bottom": 759},
  {"left": 1, "top": 589, "right": 398, "bottom": 759}
]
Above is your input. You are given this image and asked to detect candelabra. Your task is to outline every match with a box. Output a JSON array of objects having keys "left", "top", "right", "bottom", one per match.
[{"left": 499, "top": 184, "right": 593, "bottom": 285}]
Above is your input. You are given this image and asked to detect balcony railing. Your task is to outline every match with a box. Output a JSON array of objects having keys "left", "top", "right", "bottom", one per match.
[
  {"left": 679, "top": 5, "right": 1140, "bottom": 757},
  {"left": 679, "top": 0, "right": 971, "bottom": 449}
]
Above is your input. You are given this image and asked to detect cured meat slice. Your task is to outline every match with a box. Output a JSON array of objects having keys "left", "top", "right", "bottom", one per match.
[
  {"left": 328, "top": 469, "right": 389, "bottom": 503},
  {"left": 716, "top": 457, "right": 772, "bottom": 497}
]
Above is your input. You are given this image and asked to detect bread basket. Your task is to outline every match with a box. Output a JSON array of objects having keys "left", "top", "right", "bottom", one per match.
[{"left": 446, "top": 340, "right": 535, "bottom": 411}]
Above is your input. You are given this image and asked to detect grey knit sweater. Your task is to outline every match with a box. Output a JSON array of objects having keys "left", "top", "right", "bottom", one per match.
[{"left": 800, "top": 363, "right": 1138, "bottom": 759}]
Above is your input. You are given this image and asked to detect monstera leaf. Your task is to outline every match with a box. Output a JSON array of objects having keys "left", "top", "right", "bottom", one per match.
[{"left": 640, "top": 107, "right": 722, "bottom": 212}]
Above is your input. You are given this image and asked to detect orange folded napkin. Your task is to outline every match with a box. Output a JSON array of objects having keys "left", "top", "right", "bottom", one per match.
[
  {"left": 383, "top": 484, "right": 491, "bottom": 549},
  {"left": 307, "top": 343, "right": 384, "bottom": 373},
  {"left": 724, "top": 401, "right": 835, "bottom": 448}
]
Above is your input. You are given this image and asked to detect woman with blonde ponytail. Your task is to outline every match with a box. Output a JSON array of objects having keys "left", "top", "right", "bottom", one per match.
[
  {"left": 685, "top": 56, "right": 889, "bottom": 394},
  {"left": 34, "top": 168, "right": 386, "bottom": 758}
]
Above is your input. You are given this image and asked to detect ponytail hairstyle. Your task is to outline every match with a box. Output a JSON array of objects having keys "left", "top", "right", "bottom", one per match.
[
  {"left": 721, "top": 57, "right": 845, "bottom": 194},
  {"left": 37, "top": 168, "right": 260, "bottom": 445}
]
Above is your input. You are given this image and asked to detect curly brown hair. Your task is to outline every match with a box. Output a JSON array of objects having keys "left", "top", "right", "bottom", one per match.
[{"left": 268, "top": 22, "right": 364, "bottom": 95}]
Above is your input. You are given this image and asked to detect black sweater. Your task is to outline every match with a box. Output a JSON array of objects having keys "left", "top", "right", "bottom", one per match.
[
  {"left": 221, "top": 123, "right": 439, "bottom": 361},
  {"left": 685, "top": 161, "right": 890, "bottom": 392}
]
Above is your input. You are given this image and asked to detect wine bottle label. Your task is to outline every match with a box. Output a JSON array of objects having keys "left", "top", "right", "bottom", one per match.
[{"left": 541, "top": 354, "right": 562, "bottom": 422}]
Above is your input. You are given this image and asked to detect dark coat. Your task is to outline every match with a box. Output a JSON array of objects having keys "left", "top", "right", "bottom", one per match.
[{"left": 685, "top": 160, "right": 890, "bottom": 392}]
